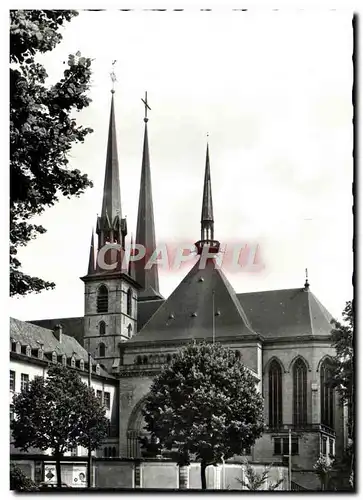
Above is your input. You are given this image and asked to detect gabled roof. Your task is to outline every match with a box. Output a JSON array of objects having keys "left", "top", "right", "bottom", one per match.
[
  {"left": 237, "top": 288, "right": 334, "bottom": 338},
  {"left": 128, "top": 257, "right": 258, "bottom": 344},
  {"left": 28, "top": 317, "right": 84, "bottom": 346},
  {"left": 137, "top": 298, "right": 165, "bottom": 332},
  {"left": 10, "top": 318, "right": 111, "bottom": 378}
]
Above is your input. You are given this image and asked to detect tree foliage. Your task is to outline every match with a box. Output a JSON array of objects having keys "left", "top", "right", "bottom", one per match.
[
  {"left": 10, "top": 10, "right": 93, "bottom": 296},
  {"left": 236, "top": 460, "right": 284, "bottom": 491},
  {"left": 142, "top": 341, "right": 265, "bottom": 489},
  {"left": 329, "top": 300, "right": 354, "bottom": 490},
  {"left": 10, "top": 463, "right": 38, "bottom": 491},
  {"left": 329, "top": 301, "right": 353, "bottom": 409},
  {"left": 11, "top": 364, "right": 108, "bottom": 487}
]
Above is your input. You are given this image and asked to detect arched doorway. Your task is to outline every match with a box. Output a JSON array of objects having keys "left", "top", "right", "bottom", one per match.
[{"left": 126, "top": 396, "right": 149, "bottom": 458}]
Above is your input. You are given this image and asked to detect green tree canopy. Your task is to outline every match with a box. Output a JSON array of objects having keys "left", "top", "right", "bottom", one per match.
[
  {"left": 11, "top": 364, "right": 108, "bottom": 487},
  {"left": 10, "top": 10, "right": 93, "bottom": 296},
  {"left": 142, "top": 341, "right": 265, "bottom": 489},
  {"left": 329, "top": 300, "right": 354, "bottom": 490},
  {"left": 10, "top": 463, "right": 38, "bottom": 491}
]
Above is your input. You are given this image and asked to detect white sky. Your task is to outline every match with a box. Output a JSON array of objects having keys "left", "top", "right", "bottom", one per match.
[{"left": 9, "top": 9, "right": 353, "bottom": 321}]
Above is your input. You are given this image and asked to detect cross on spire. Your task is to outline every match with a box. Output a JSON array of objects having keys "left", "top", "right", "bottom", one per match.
[
  {"left": 304, "top": 268, "right": 310, "bottom": 290},
  {"left": 141, "top": 91, "right": 151, "bottom": 122},
  {"left": 110, "top": 60, "right": 117, "bottom": 93}
]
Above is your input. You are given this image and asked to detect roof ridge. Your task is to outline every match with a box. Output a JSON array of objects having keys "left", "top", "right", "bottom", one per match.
[{"left": 216, "top": 267, "right": 256, "bottom": 334}]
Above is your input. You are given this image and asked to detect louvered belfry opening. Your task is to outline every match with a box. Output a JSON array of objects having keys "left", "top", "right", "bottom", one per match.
[{"left": 97, "top": 285, "right": 109, "bottom": 313}]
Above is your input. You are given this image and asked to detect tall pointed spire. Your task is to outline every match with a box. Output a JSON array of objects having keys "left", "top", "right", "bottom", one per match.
[
  {"left": 96, "top": 75, "right": 127, "bottom": 255},
  {"left": 101, "top": 93, "right": 122, "bottom": 222},
  {"left": 135, "top": 92, "right": 162, "bottom": 300},
  {"left": 87, "top": 230, "right": 95, "bottom": 275},
  {"left": 201, "top": 142, "right": 214, "bottom": 240},
  {"left": 195, "top": 139, "right": 220, "bottom": 255}
]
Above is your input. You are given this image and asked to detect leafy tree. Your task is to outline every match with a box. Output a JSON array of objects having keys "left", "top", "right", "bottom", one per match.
[
  {"left": 313, "top": 455, "right": 333, "bottom": 491},
  {"left": 329, "top": 300, "right": 354, "bottom": 489},
  {"left": 11, "top": 364, "right": 108, "bottom": 488},
  {"left": 142, "top": 341, "right": 265, "bottom": 490},
  {"left": 10, "top": 463, "right": 38, "bottom": 491},
  {"left": 329, "top": 301, "right": 353, "bottom": 428},
  {"left": 236, "top": 460, "right": 284, "bottom": 491},
  {"left": 10, "top": 10, "right": 93, "bottom": 296}
]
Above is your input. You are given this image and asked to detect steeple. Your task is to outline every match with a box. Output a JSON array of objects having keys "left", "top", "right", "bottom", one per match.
[
  {"left": 201, "top": 142, "right": 214, "bottom": 240},
  {"left": 195, "top": 140, "right": 220, "bottom": 255},
  {"left": 135, "top": 92, "right": 162, "bottom": 300},
  {"left": 96, "top": 89, "right": 127, "bottom": 252},
  {"left": 101, "top": 93, "right": 121, "bottom": 221},
  {"left": 87, "top": 230, "right": 95, "bottom": 275}
]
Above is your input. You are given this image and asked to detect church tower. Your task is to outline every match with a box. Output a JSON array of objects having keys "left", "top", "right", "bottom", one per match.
[{"left": 81, "top": 87, "right": 141, "bottom": 371}]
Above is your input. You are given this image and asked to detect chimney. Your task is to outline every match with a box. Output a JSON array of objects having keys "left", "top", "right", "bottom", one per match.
[{"left": 53, "top": 324, "right": 63, "bottom": 342}]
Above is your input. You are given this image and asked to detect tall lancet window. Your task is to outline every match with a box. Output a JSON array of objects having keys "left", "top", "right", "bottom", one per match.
[
  {"left": 97, "top": 285, "right": 108, "bottom": 313},
  {"left": 99, "top": 321, "right": 106, "bottom": 336},
  {"left": 293, "top": 358, "right": 307, "bottom": 427},
  {"left": 268, "top": 360, "right": 283, "bottom": 428},
  {"left": 320, "top": 360, "right": 334, "bottom": 429},
  {"left": 99, "top": 343, "right": 106, "bottom": 358},
  {"left": 127, "top": 288, "right": 132, "bottom": 316}
]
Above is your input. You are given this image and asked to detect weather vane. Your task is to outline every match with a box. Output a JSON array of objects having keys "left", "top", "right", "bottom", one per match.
[
  {"left": 110, "top": 60, "right": 117, "bottom": 93},
  {"left": 141, "top": 91, "right": 151, "bottom": 122}
]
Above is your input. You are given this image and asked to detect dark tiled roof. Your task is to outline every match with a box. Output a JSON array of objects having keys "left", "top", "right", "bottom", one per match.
[
  {"left": 137, "top": 298, "right": 165, "bottom": 332},
  {"left": 10, "top": 318, "right": 110, "bottom": 378},
  {"left": 237, "top": 288, "right": 333, "bottom": 338},
  {"left": 28, "top": 317, "right": 84, "bottom": 346},
  {"left": 128, "top": 258, "right": 257, "bottom": 344}
]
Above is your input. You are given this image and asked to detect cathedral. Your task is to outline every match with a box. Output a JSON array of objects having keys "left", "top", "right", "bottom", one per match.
[{"left": 17, "top": 88, "right": 347, "bottom": 489}]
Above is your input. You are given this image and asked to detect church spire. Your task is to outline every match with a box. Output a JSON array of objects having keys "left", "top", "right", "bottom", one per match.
[
  {"left": 87, "top": 230, "right": 95, "bottom": 275},
  {"left": 135, "top": 92, "right": 162, "bottom": 300},
  {"left": 100, "top": 92, "right": 121, "bottom": 222},
  {"left": 195, "top": 139, "right": 220, "bottom": 255},
  {"left": 96, "top": 70, "right": 127, "bottom": 253},
  {"left": 201, "top": 141, "right": 214, "bottom": 240}
]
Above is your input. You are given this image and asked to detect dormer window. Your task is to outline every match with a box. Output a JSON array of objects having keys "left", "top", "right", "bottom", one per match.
[
  {"left": 16, "top": 342, "right": 21, "bottom": 354},
  {"left": 52, "top": 351, "right": 57, "bottom": 364},
  {"left": 79, "top": 359, "right": 85, "bottom": 371},
  {"left": 38, "top": 349, "right": 44, "bottom": 360},
  {"left": 25, "top": 346, "right": 31, "bottom": 357},
  {"left": 97, "top": 285, "right": 108, "bottom": 313},
  {"left": 61, "top": 355, "right": 67, "bottom": 366},
  {"left": 71, "top": 356, "right": 76, "bottom": 368},
  {"left": 96, "top": 364, "right": 101, "bottom": 375}
]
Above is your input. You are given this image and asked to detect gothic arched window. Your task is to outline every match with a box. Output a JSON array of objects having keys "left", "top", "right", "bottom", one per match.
[
  {"left": 320, "top": 360, "right": 334, "bottom": 429},
  {"left": 127, "top": 323, "right": 132, "bottom": 338},
  {"left": 99, "top": 321, "right": 106, "bottom": 336},
  {"left": 268, "top": 360, "right": 283, "bottom": 428},
  {"left": 99, "top": 343, "right": 106, "bottom": 358},
  {"left": 127, "top": 288, "right": 132, "bottom": 316},
  {"left": 293, "top": 358, "right": 307, "bottom": 427},
  {"left": 97, "top": 285, "right": 108, "bottom": 313}
]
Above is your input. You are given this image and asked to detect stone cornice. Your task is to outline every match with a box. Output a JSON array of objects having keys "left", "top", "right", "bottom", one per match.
[
  {"left": 80, "top": 271, "right": 142, "bottom": 289},
  {"left": 262, "top": 334, "right": 332, "bottom": 345},
  {"left": 124, "top": 335, "right": 263, "bottom": 351}
]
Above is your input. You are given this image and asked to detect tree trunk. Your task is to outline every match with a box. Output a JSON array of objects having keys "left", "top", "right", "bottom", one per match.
[
  {"left": 55, "top": 453, "right": 62, "bottom": 488},
  {"left": 201, "top": 461, "right": 207, "bottom": 490}
]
